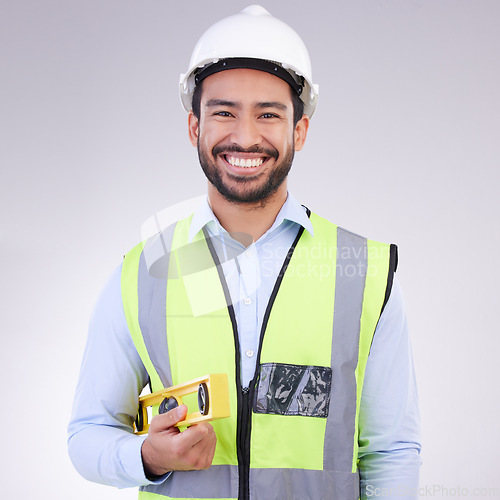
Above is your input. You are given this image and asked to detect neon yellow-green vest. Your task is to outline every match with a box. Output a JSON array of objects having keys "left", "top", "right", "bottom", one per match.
[{"left": 121, "top": 211, "right": 397, "bottom": 500}]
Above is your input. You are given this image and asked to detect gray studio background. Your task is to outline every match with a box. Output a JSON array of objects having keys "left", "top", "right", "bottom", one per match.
[{"left": 2, "top": 0, "right": 499, "bottom": 498}]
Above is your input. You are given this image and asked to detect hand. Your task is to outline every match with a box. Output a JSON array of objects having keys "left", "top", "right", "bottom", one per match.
[{"left": 141, "top": 404, "right": 217, "bottom": 478}]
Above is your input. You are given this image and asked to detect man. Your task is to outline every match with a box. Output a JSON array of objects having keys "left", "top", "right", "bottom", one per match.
[{"left": 68, "top": 5, "right": 421, "bottom": 499}]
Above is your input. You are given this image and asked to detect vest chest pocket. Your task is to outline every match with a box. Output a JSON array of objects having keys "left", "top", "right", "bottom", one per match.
[{"left": 253, "top": 363, "right": 332, "bottom": 417}]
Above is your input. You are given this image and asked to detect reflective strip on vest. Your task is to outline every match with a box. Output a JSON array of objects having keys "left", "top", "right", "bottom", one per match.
[
  {"left": 122, "top": 223, "right": 177, "bottom": 394},
  {"left": 138, "top": 222, "right": 177, "bottom": 390},
  {"left": 325, "top": 228, "right": 366, "bottom": 476},
  {"left": 121, "top": 211, "right": 395, "bottom": 500},
  {"left": 140, "top": 465, "right": 238, "bottom": 499},
  {"left": 122, "top": 239, "right": 161, "bottom": 392}
]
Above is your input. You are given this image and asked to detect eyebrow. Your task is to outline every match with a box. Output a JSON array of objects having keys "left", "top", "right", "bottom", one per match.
[
  {"left": 205, "top": 99, "right": 239, "bottom": 108},
  {"left": 205, "top": 99, "right": 288, "bottom": 111},
  {"left": 256, "top": 101, "right": 288, "bottom": 111}
]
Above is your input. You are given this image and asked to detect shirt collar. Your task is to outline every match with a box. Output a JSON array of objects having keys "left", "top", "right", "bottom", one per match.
[
  {"left": 270, "top": 192, "right": 314, "bottom": 237},
  {"left": 188, "top": 193, "right": 314, "bottom": 243},
  {"left": 188, "top": 196, "right": 220, "bottom": 242}
]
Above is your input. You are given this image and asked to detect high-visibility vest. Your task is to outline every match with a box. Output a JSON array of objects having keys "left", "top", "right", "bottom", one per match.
[{"left": 121, "top": 210, "right": 397, "bottom": 500}]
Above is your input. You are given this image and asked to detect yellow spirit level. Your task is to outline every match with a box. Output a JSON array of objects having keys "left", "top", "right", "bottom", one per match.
[{"left": 134, "top": 373, "right": 230, "bottom": 435}]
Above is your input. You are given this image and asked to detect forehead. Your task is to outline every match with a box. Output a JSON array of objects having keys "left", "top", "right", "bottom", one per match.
[{"left": 200, "top": 68, "right": 293, "bottom": 106}]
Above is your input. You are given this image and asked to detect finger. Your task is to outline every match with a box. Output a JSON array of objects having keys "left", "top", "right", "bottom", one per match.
[
  {"left": 194, "top": 426, "right": 217, "bottom": 466},
  {"left": 181, "top": 424, "right": 217, "bottom": 470},
  {"left": 175, "top": 422, "right": 215, "bottom": 449}
]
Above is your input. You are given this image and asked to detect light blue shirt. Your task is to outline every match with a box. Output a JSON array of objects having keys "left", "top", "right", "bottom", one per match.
[{"left": 68, "top": 194, "right": 421, "bottom": 498}]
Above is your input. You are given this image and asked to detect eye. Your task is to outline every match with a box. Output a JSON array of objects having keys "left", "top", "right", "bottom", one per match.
[
  {"left": 213, "top": 111, "right": 234, "bottom": 117},
  {"left": 260, "top": 112, "right": 280, "bottom": 119}
]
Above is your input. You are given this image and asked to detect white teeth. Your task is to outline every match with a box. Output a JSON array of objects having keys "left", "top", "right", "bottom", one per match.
[{"left": 226, "top": 156, "right": 264, "bottom": 168}]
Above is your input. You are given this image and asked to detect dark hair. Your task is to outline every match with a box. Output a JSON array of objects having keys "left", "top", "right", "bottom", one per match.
[{"left": 191, "top": 78, "right": 305, "bottom": 126}]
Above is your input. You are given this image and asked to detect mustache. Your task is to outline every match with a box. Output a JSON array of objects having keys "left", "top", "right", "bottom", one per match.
[{"left": 212, "top": 144, "right": 279, "bottom": 159}]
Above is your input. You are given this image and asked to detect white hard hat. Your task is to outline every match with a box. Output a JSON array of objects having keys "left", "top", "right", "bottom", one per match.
[{"left": 179, "top": 5, "right": 319, "bottom": 118}]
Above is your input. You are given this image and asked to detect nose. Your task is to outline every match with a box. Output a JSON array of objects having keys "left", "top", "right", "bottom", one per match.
[{"left": 230, "top": 113, "right": 262, "bottom": 149}]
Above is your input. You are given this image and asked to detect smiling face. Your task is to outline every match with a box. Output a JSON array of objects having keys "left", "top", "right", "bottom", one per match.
[{"left": 188, "top": 68, "right": 309, "bottom": 206}]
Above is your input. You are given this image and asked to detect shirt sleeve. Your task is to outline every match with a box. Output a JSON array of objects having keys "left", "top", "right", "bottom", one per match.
[
  {"left": 67, "top": 264, "right": 165, "bottom": 488},
  {"left": 358, "top": 277, "right": 422, "bottom": 499}
]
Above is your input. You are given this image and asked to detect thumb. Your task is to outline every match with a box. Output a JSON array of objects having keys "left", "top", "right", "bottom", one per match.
[
  {"left": 164, "top": 404, "right": 188, "bottom": 427},
  {"left": 150, "top": 403, "right": 188, "bottom": 432}
]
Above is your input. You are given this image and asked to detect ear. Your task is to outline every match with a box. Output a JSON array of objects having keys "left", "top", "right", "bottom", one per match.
[
  {"left": 188, "top": 111, "right": 199, "bottom": 147},
  {"left": 294, "top": 114, "right": 310, "bottom": 151}
]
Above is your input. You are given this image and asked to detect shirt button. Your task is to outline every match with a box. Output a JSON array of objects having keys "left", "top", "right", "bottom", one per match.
[
  {"left": 244, "top": 297, "right": 252, "bottom": 306},
  {"left": 245, "top": 350, "right": 254, "bottom": 358}
]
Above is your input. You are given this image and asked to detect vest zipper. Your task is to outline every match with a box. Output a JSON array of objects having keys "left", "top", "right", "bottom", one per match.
[{"left": 238, "top": 386, "right": 251, "bottom": 500}]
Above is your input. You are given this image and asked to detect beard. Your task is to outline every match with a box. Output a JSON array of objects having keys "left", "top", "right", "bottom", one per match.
[{"left": 197, "top": 142, "right": 295, "bottom": 205}]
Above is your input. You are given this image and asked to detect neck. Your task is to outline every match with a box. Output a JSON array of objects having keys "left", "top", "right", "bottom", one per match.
[{"left": 208, "top": 184, "right": 288, "bottom": 245}]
